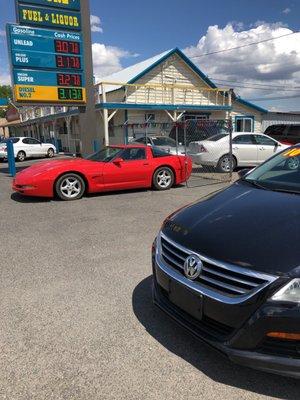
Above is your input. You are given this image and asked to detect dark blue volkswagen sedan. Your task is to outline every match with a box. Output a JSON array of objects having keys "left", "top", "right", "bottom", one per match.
[{"left": 152, "top": 146, "right": 300, "bottom": 378}]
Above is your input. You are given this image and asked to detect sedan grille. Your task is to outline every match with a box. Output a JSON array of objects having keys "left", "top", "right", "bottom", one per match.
[{"left": 160, "top": 233, "right": 277, "bottom": 299}]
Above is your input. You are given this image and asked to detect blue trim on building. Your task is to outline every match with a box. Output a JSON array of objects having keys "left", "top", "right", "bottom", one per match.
[
  {"left": 128, "top": 48, "right": 217, "bottom": 89},
  {"left": 96, "top": 103, "right": 232, "bottom": 111},
  {"left": 124, "top": 109, "right": 129, "bottom": 144},
  {"left": 234, "top": 115, "right": 255, "bottom": 132},
  {"left": 236, "top": 97, "right": 268, "bottom": 113},
  {"left": 0, "top": 98, "right": 9, "bottom": 106}
]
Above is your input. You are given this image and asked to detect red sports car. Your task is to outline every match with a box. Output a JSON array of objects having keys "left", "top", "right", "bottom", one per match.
[{"left": 12, "top": 145, "right": 192, "bottom": 200}]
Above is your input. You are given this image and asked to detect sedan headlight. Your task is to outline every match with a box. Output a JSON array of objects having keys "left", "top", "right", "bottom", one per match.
[{"left": 271, "top": 279, "right": 300, "bottom": 303}]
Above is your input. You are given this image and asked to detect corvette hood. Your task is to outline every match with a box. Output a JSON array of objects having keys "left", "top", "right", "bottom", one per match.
[
  {"left": 162, "top": 180, "right": 300, "bottom": 276},
  {"left": 15, "top": 158, "right": 95, "bottom": 179}
]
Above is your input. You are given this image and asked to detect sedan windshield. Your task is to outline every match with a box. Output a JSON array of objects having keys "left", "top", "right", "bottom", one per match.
[
  {"left": 85, "top": 147, "right": 122, "bottom": 162},
  {"left": 243, "top": 147, "right": 300, "bottom": 193},
  {"left": 152, "top": 137, "right": 176, "bottom": 147}
]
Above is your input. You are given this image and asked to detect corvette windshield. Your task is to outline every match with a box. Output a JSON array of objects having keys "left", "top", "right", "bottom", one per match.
[
  {"left": 243, "top": 147, "right": 300, "bottom": 194},
  {"left": 85, "top": 147, "right": 122, "bottom": 162}
]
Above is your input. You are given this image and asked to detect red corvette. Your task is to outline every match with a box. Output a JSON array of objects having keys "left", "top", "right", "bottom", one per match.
[{"left": 12, "top": 145, "right": 192, "bottom": 200}]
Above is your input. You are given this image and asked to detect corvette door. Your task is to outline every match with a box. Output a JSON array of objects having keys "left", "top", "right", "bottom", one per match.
[
  {"left": 103, "top": 148, "right": 152, "bottom": 190},
  {"left": 232, "top": 135, "right": 258, "bottom": 166}
]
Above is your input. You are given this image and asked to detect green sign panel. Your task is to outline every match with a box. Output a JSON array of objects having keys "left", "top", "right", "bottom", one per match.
[
  {"left": 16, "top": 0, "right": 81, "bottom": 11},
  {"left": 18, "top": 4, "right": 81, "bottom": 30}
]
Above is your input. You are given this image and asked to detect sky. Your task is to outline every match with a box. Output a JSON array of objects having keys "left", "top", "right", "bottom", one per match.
[{"left": 0, "top": 0, "right": 300, "bottom": 111}]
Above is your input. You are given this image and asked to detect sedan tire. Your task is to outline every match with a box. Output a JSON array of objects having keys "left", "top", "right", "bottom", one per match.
[
  {"left": 47, "top": 148, "right": 55, "bottom": 158},
  {"left": 16, "top": 151, "right": 26, "bottom": 162},
  {"left": 55, "top": 173, "right": 85, "bottom": 201},
  {"left": 217, "top": 154, "right": 236, "bottom": 173},
  {"left": 153, "top": 167, "right": 174, "bottom": 190}
]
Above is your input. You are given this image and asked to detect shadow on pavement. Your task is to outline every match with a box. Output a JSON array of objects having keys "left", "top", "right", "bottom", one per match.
[
  {"left": 11, "top": 193, "right": 52, "bottom": 203},
  {"left": 132, "top": 276, "right": 300, "bottom": 400}
]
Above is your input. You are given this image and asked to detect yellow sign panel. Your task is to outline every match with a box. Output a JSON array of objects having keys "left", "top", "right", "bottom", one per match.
[
  {"left": 14, "top": 84, "right": 86, "bottom": 103},
  {"left": 283, "top": 148, "right": 300, "bottom": 158}
]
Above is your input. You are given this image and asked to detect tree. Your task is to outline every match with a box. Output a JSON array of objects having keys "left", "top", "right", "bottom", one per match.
[
  {"left": 0, "top": 85, "right": 12, "bottom": 99},
  {"left": 0, "top": 85, "right": 12, "bottom": 118}
]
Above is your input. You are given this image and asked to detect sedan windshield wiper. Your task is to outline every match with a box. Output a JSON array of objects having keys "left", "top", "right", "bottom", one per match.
[
  {"left": 242, "top": 179, "right": 270, "bottom": 191},
  {"left": 271, "top": 188, "right": 300, "bottom": 195}
]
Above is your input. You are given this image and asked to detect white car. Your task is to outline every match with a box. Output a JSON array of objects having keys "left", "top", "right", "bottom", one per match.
[
  {"left": 188, "top": 132, "right": 289, "bottom": 172},
  {"left": 131, "top": 136, "right": 185, "bottom": 155},
  {"left": 0, "top": 137, "right": 56, "bottom": 162}
]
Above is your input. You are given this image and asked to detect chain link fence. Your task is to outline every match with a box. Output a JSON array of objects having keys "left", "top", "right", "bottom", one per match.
[
  {"left": 183, "top": 119, "right": 233, "bottom": 187},
  {"left": 110, "top": 118, "right": 233, "bottom": 188}
]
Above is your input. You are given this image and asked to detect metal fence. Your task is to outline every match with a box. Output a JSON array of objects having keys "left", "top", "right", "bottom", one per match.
[
  {"left": 110, "top": 118, "right": 233, "bottom": 188},
  {"left": 182, "top": 118, "right": 233, "bottom": 187}
]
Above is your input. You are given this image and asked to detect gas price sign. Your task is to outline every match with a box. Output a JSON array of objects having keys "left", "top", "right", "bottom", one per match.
[{"left": 7, "top": 24, "right": 86, "bottom": 104}]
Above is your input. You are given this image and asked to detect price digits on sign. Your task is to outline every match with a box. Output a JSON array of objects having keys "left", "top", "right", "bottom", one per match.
[
  {"left": 57, "top": 73, "right": 82, "bottom": 87},
  {"left": 54, "top": 40, "right": 80, "bottom": 55},
  {"left": 56, "top": 55, "right": 81, "bottom": 69},
  {"left": 58, "top": 87, "right": 83, "bottom": 101}
]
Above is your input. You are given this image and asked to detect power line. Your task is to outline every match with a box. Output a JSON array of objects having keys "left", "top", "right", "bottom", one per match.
[
  {"left": 210, "top": 77, "right": 300, "bottom": 89},
  {"left": 189, "top": 31, "right": 298, "bottom": 59},
  {"left": 248, "top": 93, "right": 300, "bottom": 101},
  {"left": 213, "top": 81, "right": 300, "bottom": 91}
]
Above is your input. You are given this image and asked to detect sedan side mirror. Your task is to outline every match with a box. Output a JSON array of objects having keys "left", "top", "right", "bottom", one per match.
[
  {"left": 238, "top": 168, "right": 251, "bottom": 178},
  {"left": 113, "top": 157, "right": 124, "bottom": 164}
]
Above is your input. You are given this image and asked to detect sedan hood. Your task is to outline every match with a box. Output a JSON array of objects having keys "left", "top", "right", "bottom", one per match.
[{"left": 162, "top": 181, "right": 300, "bottom": 276}]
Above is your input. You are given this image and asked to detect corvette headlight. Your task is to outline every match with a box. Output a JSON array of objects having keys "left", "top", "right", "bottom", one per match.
[{"left": 271, "top": 279, "right": 300, "bottom": 303}]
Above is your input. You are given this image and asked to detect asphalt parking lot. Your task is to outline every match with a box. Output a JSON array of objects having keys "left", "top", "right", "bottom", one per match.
[{"left": 0, "top": 159, "right": 299, "bottom": 400}]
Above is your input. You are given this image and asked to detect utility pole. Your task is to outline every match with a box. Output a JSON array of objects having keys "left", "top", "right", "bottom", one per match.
[{"left": 79, "top": 0, "right": 100, "bottom": 155}]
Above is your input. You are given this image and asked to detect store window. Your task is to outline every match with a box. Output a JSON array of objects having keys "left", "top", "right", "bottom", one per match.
[{"left": 235, "top": 116, "right": 254, "bottom": 132}]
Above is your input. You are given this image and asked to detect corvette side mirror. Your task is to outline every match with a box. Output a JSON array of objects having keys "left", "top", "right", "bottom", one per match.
[{"left": 113, "top": 157, "right": 124, "bottom": 164}]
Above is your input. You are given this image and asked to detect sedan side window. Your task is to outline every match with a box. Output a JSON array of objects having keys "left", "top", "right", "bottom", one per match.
[
  {"left": 121, "top": 148, "right": 146, "bottom": 160},
  {"left": 254, "top": 135, "right": 277, "bottom": 146},
  {"left": 23, "top": 138, "right": 40, "bottom": 145},
  {"left": 232, "top": 135, "right": 255, "bottom": 145}
]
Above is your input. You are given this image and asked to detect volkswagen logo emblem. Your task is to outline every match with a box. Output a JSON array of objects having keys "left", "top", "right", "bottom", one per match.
[{"left": 184, "top": 255, "right": 203, "bottom": 280}]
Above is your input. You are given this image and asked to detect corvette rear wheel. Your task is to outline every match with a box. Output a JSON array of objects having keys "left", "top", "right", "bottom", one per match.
[
  {"left": 153, "top": 167, "right": 174, "bottom": 190},
  {"left": 55, "top": 173, "right": 85, "bottom": 201}
]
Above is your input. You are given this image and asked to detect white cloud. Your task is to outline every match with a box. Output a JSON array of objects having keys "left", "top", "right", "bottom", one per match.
[
  {"left": 282, "top": 8, "right": 291, "bottom": 14},
  {"left": 92, "top": 43, "right": 138, "bottom": 80},
  {"left": 90, "top": 15, "right": 103, "bottom": 33},
  {"left": 184, "top": 22, "right": 300, "bottom": 104},
  {"left": 0, "top": 72, "right": 11, "bottom": 85}
]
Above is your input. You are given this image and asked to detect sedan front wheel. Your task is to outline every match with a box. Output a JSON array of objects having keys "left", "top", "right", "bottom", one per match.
[{"left": 55, "top": 173, "right": 85, "bottom": 201}]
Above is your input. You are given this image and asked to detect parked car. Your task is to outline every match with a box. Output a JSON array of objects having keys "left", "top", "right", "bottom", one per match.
[
  {"left": 265, "top": 124, "right": 300, "bottom": 145},
  {"left": 12, "top": 145, "right": 192, "bottom": 200},
  {"left": 188, "top": 132, "right": 289, "bottom": 172},
  {"left": 169, "top": 120, "right": 228, "bottom": 145},
  {"left": 131, "top": 136, "right": 185, "bottom": 155},
  {"left": 0, "top": 137, "right": 56, "bottom": 162},
  {"left": 152, "top": 145, "right": 300, "bottom": 378}
]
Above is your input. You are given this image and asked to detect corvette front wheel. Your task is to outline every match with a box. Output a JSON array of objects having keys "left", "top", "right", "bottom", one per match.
[
  {"left": 153, "top": 167, "right": 174, "bottom": 190},
  {"left": 55, "top": 173, "right": 85, "bottom": 201}
]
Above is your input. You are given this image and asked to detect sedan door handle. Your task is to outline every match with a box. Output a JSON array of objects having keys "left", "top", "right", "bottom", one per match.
[
  {"left": 259, "top": 147, "right": 265, "bottom": 150},
  {"left": 143, "top": 162, "right": 149, "bottom": 165}
]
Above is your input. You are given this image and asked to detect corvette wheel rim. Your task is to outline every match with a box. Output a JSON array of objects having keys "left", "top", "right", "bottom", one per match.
[
  {"left": 60, "top": 177, "right": 81, "bottom": 198},
  {"left": 157, "top": 170, "right": 172, "bottom": 188}
]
